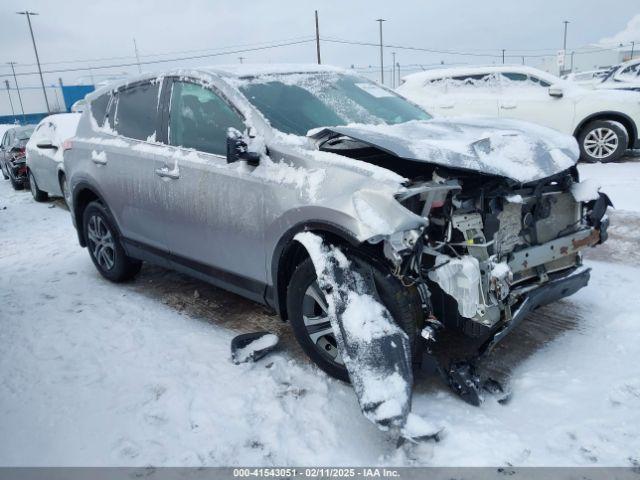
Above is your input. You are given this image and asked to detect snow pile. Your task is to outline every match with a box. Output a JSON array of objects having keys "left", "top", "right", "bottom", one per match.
[
  {"left": 571, "top": 178, "right": 601, "bottom": 202},
  {"left": 578, "top": 160, "right": 640, "bottom": 212}
]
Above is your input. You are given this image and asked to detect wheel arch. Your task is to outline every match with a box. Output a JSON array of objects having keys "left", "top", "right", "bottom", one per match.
[
  {"left": 270, "top": 221, "right": 363, "bottom": 321},
  {"left": 573, "top": 111, "right": 637, "bottom": 149},
  {"left": 72, "top": 182, "right": 110, "bottom": 247}
]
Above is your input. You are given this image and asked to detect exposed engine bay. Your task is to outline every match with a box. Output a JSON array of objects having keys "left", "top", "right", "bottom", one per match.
[{"left": 317, "top": 132, "right": 611, "bottom": 405}]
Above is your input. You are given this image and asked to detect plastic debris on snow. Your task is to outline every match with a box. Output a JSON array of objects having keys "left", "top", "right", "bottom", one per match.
[{"left": 231, "top": 333, "right": 279, "bottom": 364}]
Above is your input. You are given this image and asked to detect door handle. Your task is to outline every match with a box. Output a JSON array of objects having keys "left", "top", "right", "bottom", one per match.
[
  {"left": 439, "top": 104, "right": 455, "bottom": 109},
  {"left": 500, "top": 104, "right": 517, "bottom": 110},
  {"left": 155, "top": 167, "right": 180, "bottom": 179}
]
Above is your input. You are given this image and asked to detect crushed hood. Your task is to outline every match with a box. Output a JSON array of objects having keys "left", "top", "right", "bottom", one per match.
[{"left": 309, "top": 117, "right": 580, "bottom": 183}]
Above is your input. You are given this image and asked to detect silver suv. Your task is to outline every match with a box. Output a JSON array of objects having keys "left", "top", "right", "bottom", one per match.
[{"left": 64, "top": 65, "right": 609, "bottom": 397}]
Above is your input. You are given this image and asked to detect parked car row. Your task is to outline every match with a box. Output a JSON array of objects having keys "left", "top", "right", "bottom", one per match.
[
  {"left": 0, "top": 114, "right": 80, "bottom": 204},
  {"left": 1, "top": 64, "right": 615, "bottom": 417}
]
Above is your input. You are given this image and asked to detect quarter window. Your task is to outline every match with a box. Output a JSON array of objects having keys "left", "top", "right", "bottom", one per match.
[
  {"left": 168, "top": 81, "right": 244, "bottom": 156},
  {"left": 90, "top": 93, "right": 111, "bottom": 127},
  {"left": 112, "top": 82, "right": 160, "bottom": 141}
]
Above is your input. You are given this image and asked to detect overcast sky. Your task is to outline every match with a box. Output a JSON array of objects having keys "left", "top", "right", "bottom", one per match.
[{"left": 0, "top": 0, "right": 638, "bottom": 89}]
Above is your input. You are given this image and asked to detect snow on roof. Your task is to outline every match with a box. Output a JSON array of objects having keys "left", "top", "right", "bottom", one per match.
[
  {"left": 86, "top": 64, "right": 350, "bottom": 101},
  {"left": 199, "top": 63, "right": 348, "bottom": 78},
  {"left": 401, "top": 65, "right": 561, "bottom": 84},
  {"left": 42, "top": 113, "right": 82, "bottom": 140}
]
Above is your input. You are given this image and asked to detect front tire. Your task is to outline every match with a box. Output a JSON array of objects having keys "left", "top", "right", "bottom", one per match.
[
  {"left": 578, "top": 120, "right": 628, "bottom": 163},
  {"left": 286, "top": 256, "right": 422, "bottom": 382},
  {"left": 82, "top": 201, "right": 142, "bottom": 282},
  {"left": 28, "top": 171, "right": 48, "bottom": 202}
]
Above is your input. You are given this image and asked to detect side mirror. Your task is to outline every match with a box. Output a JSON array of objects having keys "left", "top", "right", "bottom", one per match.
[
  {"left": 36, "top": 142, "right": 58, "bottom": 150},
  {"left": 548, "top": 85, "right": 564, "bottom": 98},
  {"left": 226, "top": 128, "right": 260, "bottom": 166}
]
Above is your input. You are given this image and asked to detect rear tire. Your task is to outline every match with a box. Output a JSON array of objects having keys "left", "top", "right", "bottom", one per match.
[
  {"left": 9, "top": 172, "right": 24, "bottom": 190},
  {"left": 287, "top": 256, "right": 422, "bottom": 382},
  {"left": 28, "top": 171, "right": 48, "bottom": 202},
  {"left": 578, "top": 120, "right": 628, "bottom": 163},
  {"left": 82, "top": 201, "right": 142, "bottom": 282},
  {"left": 59, "top": 174, "right": 71, "bottom": 209},
  {"left": 1, "top": 161, "right": 8, "bottom": 180}
]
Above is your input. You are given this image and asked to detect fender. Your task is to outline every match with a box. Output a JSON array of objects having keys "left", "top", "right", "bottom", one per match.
[
  {"left": 71, "top": 180, "right": 116, "bottom": 247},
  {"left": 268, "top": 220, "right": 361, "bottom": 318}
]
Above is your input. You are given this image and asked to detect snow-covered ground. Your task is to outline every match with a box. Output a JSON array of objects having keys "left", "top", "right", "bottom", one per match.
[{"left": 1, "top": 158, "right": 640, "bottom": 467}]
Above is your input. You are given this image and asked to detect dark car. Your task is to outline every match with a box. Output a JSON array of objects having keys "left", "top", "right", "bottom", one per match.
[{"left": 1, "top": 125, "right": 36, "bottom": 190}]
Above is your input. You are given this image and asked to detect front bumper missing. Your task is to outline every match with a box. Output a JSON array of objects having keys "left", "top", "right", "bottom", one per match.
[
  {"left": 508, "top": 227, "right": 600, "bottom": 274},
  {"left": 481, "top": 265, "right": 591, "bottom": 355}
]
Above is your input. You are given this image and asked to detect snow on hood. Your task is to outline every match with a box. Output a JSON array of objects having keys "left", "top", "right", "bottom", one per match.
[{"left": 309, "top": 117, "right": 580, "bottom": 183}]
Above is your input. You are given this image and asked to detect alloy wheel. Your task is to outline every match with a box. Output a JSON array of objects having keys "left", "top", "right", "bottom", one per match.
[
  {"left": 583, "top": 127, "right": 619, "bottom": 159},
  {"left": 87, "top": 214, "right": 116, "bottom": 271},
  {"left": 302, "top": 281, "right": 343, "bottom": 366}
]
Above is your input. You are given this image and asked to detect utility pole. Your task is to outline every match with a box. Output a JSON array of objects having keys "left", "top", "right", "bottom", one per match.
[
  {"left": 133, "top": 38, "right": 142, "bottom": 74},
  {"left": 7, "top": 62, "right": 26, "bottom": 122},
  {"left": 562, "top": 20, "right": 570, "bottom": 73},
  {"left": 315, "top": 10, "right": 321, "bottom": 64},
  {"left": 631, "top": 41, "right": 635, "bottom": 60},
  {"left": 4, "top": 80, "right": 15, "bottom": 117},
  {"left": 396, "top": 62, "right": 401, "bottom": 87},
  {"left": 521, "top": 56, "right": 525, "bottom": 65},
  {"left": 502, "top": 49, "right": 506, "bottom": 64},
  {"left": 17, "top": 11, "right": 50, "bottom": 113},
  {"left": 570, "top": 51, "right": 575, "bottom": 72},
  {"left": 238, "top": 56, "right": 245, "bottom": 64},
  {"left": 376, "top": 19, "right": 386, "bottom": 84},
  {"left": 391, "top": 52, "right": 396, "bottom": 88}
]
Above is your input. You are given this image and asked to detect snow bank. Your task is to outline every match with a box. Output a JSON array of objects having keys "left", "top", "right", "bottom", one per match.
[{"left": 578, "top": 159, "right": 640, "bottom": 212}]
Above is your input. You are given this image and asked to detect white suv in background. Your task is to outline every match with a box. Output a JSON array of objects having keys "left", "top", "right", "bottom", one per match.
[{"left": 397, "top": 65, "right": 640, "bottom": 163}]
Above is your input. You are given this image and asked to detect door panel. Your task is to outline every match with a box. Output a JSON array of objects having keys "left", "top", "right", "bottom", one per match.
[
  {"left": 498, "top": 73, "right": 575, "bottom": 134},
  {"left": 422, "top": 74, "right": 500, "bottom": 117},
  {"left": 156, "top": 79, "right": 267, "bottom": 286},
  {"left": 94, "top": 81, "right": 170, "bottom": 252}
]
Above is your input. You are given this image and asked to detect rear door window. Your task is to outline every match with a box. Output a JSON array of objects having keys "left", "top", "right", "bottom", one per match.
[
  {"left": 112, "top": 81, "right": 160, "bottom": 141},
  {"left": 168, "top": 81, "right": 244, "bottom": 156}
]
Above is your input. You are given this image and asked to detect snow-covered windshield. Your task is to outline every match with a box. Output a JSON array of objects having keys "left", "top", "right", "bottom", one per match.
[{"left": 238, "top": 72, "right": 431, "bottom": 135}]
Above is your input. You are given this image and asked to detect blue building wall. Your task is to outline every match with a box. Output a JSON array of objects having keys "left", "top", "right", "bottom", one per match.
[
  {"left": 61, "top": 85, "right": 95, "bottom": 112},
  {"left": 0, "top": 112, "right": 49, "bottom": 126}
]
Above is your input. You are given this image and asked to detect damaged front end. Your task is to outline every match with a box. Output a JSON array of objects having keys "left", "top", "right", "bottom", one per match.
[{"left": 311, "top": 126, "right": 611, "bottom": 409}]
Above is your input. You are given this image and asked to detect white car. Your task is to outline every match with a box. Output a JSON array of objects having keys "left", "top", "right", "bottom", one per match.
[
  {"left": 397, "top": 65, "right": 640, "bottom": 163},
  {"left": 26, "top": 113, "right": 81, "bottom": 204},
  {"left": 594, "top": 58, "right": 640, "bottom": 93}
]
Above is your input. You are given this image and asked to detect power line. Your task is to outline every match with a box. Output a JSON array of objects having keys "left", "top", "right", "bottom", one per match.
[
  {"left": 321, "top": 36, "right": 640, "bottom": 59},
  {"left": 0, "top": 35, "right": 315, "bottom": 70},
  {"left": 0, "top": 38, "right": 315, "bottom": 79}
]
